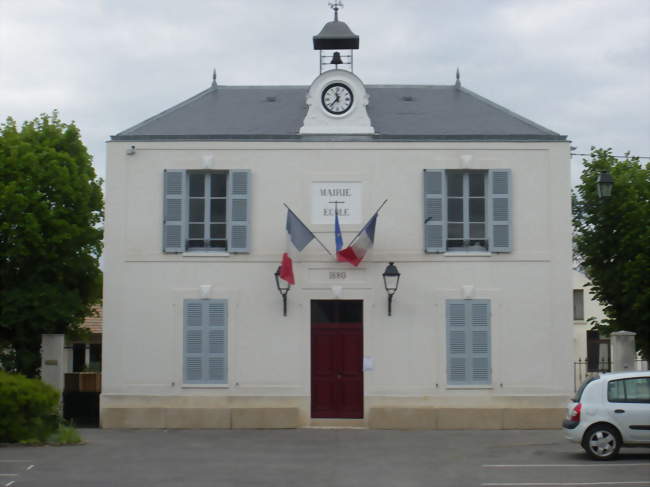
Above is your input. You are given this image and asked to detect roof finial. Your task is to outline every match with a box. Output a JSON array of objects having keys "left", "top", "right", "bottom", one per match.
[
  {"left": 211, "top": 69, "right": 217, "bottom": 88},
  {"left": 455, "top": 67, "right": 461, "bottom": 89},
  {"left": 329, "top": 0, "right": 343, "bottom": 21}
]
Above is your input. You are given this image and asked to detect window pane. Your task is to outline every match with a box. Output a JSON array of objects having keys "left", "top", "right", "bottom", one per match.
[
  {"left": 469, "top": 223, "right": 485, "bottom": 239},
  {"left": 623, "top": 378, "right": 650, "bottom": 402},
  {"left": 189, "top": 199, "right": 205, "bottom": 222},
  {"left": 468, "top": 240, "right": 487, "bottom": 250},
  {"left": 211, "top": 199, "right": 226, "bottom": 222},
  {"left": 607, "top": 379, "right": 626, "bottom": 402},
  {"left": 211, "top": 173, "right": 227, "bottom": 197},
  {"left": 189, "top": 224, "right": 204, "bottom": 239},
  {"left": 209, "top": 240, "right": 227, "bottom": 249},
  {"left": 189, "top": 174, "right": 205, "bottom": 197},
  {"left": 447, "top": 199, "right": 463, "bottom": 222},
  {"left": 448, "top": 223, "right": 463, "bottom": 239},
  {"left": 573, "top": 290, "right": 584, "bottom": 320},
  {"left": 469, "top": 198, "right": 485, "bottom": 222},
  {"left": 210, "top": 224, "right": 226, "bottom": 239},
  {"left": 469, "top": 174, "right": 485, "bottom": 196},
  {"left": 447, "top": 173, "right": 463, "bottom": 197},
  {"left": 187, "top": 240, "right": 206, "bottom": 248},
  {"left": 447, "top": 240, "right": 465, "bottom": 249}
]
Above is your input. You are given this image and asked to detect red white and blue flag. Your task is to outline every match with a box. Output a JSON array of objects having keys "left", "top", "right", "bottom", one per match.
[
  {"left": 279, "top": 208, "right": 316, "bottom": 284},
  {"left": 334, "top": 207, "right": 346, "bottom": 262},
  {"left": 337, "top": 213, "right": 378, "bottom": 267}
]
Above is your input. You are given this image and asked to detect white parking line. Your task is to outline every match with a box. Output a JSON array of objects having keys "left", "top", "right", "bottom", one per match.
[
  {"left": 6, "top": 481, "right": 15, "bottom": 487},
  {"left": 26, "top": 464, "right": 34, "bottom": 471},
  {"left": 0, "top": 476, "right": 17, "bottom": 478},
  {"left": 481, "top": 482, "right": 650, "bottom": 486},
  {"left": 483, "top": 464, "right": 650, "bottom": 468},
  {"left": 0, "top": 461, "right": 32, "bottom": 463}
]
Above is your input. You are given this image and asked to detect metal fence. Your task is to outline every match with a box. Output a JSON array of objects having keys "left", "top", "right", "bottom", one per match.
[{"left": 573, "top": 359, "right": 649, "bottom": 392}]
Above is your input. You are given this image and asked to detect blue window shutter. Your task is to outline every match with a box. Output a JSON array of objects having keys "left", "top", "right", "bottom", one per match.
[
  {"left": 183, "top": 300, "right": 204, "bottom": 383},
  {"left": 228, "top": 170, "right": 250, "bottom": 253},
  {"left": 424, "top": 170, "right": 446, "bottom": 252},
  {"left": 469, "top": 300, "right": 491, "bottom": 385},
  {"left": 206, "top": 300, "right": 228, "bottom": 384},
  {"left": 183, "top": 299, "right": 228, "bottom": 384},
  {"left": 163, "top": 170, "right": 186, "bottom": 252},
  {"left": 446, "top": 300, "right": 468, "bottom": 384},
  {"left": 489, "top": 169, "right": 512, "bottom": 252}
]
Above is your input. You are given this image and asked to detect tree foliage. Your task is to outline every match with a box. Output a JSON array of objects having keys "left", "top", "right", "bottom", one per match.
[
  {"left": 0, "top": 113, "right": 103, "bottom": 376},
  {"left": 573, "top": 148, "right": 650, "bottom": 359}
]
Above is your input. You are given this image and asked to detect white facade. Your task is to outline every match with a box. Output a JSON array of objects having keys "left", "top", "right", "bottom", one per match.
[{"left": 102, "top": 138, "right": 573, "bottom": 428}]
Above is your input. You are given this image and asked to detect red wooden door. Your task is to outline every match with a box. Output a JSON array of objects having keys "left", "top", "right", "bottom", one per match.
[{"left": 311, "top": 301, "right": 363, "bottom": 418}]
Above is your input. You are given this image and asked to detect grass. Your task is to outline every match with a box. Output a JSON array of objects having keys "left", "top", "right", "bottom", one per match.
[{"left": 48, "top": 423, "right": 82, "bottom": 445}]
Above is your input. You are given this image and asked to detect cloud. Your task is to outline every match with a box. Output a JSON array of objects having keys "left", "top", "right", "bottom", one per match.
[{"left": 0, "top": 0, "right": 648, "bottom": 183}]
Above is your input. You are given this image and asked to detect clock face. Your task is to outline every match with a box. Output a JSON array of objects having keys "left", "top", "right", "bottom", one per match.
[{"left": 321, "top": 83, "right": 354, "bottom": 115}]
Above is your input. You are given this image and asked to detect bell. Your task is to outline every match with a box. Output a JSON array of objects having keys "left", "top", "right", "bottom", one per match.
[{"left": 330, "top": 51, "right": 343, "bottom": 65}]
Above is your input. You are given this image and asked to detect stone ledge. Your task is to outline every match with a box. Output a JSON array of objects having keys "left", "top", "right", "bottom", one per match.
[
  {"left": 368, "top": 407, "right": 564, "bottom": 430},
  {"left": 368, "top": 408, "right": 437, "bottom": 430},
  {"left": 231, "top": 408, "right": 300, "bottom": 429}
]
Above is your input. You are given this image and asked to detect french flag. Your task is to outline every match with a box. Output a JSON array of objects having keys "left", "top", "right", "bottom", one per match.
[
  {"left": 334, "top": 208, "right": 346, "bottom": 262},
  {"left": 338, "top": 213, "right": 378, "bottom": 267},
  {"left": 279, "top": 208, "right": 315, "bottom": 285}
]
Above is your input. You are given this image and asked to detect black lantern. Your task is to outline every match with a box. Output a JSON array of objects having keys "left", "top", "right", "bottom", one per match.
[
  {"left": 596, "top": 171, "right": 614, "bottom": 199},
  {"left": 382, "top": 262, "right": 400, "bottom": 316},
  {"left": 274, "top": 266, "right": 291, "bottom": 316}
]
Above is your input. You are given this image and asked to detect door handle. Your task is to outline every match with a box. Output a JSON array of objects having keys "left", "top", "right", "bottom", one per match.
[
  {"left": 614, "top": 409, "right": 625, "bottom": 413},
  {"left": 337, "top": 373, "right": 342, "bottom": 379}
]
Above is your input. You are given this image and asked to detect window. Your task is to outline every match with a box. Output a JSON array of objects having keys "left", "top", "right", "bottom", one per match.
[
  {"left": 608, "top": 377, "right": 650, "bottom": 403},
  {"left": 163, "top": 169, "right": 250, "bottom": 253},
  {"left": 446, "top": 171, "right": 487, "bottom": 250},
  {"left": 424, "top": 169, "right": 511, "bottom": 253},
  {"left": 573, "top": 289, "right": 584, "bottom": 320},
  {"left": 183, "top": 299, "right": 228, "bottom": 385},
  {"left": 188, "top": 172, "right": 228, "bottom": 250},
  {"left": 446, "top": 299, "right": 491, "bottom": 385}
]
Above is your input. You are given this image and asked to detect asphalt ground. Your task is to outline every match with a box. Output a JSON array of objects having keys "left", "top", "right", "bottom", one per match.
[{"left": 0, "top": 429, "right": 649, "bottom": 487}]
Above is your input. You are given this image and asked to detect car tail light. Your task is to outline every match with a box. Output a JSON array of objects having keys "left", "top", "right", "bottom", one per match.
[{"left": 569, "top": 402, "right": 582, "bottom": 422}]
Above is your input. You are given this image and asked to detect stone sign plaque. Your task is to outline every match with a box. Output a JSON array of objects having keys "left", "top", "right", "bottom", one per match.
[{"left": 311, "top": 182, "right": 361, "bottom": 224}]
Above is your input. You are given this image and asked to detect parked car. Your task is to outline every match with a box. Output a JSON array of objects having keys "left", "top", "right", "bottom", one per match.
[{"left": 563, "top": 370, "right": 650, "bottom": 460}]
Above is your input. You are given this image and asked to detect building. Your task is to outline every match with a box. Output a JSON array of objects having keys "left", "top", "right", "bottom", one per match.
[{"left": 102, "top": 6, "right": 572, "bottom": 429}]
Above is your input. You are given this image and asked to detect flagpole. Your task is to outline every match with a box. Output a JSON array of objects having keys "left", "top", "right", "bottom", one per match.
[
  {"left": 347, "top": 199, "right": 388, "bottom": 247},
  {"left": 283, "top": 203, "right": 333, "bottom": 255}
]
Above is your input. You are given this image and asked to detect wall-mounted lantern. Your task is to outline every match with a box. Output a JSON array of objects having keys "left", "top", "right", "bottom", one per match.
[
  {"left": 597, "top": 171, "right": 614, "bottom": 199},
  {"left": 274, "top": 266, "right": 291, "bottom": 316},
  {"left": 382, "top": 262, "right": 400, "bottom": 316}
]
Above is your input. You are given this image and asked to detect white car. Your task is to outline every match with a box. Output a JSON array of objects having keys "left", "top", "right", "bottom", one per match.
[{"left": 563, "top": 370, "right": 650, "bottom": 460}]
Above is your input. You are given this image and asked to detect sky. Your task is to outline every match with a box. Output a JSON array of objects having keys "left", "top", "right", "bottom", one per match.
[{"left": 1, "top": 0, "right": 648, "bottom": 185}]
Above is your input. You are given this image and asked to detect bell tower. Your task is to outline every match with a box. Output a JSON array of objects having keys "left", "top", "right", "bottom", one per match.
[
  {"left": 313, "top": 1, "right": 359, "bottom": 73},
  {"left": 300, "top": 1, "right": 374, "bottom": 135}
]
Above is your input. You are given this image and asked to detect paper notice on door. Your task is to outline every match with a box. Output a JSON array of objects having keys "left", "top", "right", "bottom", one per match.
[{"left": 363, "top": 356, "right": 374, "bottom": 371}]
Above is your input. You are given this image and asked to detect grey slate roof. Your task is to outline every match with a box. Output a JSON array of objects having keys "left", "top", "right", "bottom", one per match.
[{"left": 112, "top": 84, "right": 566, "bottom": 142}]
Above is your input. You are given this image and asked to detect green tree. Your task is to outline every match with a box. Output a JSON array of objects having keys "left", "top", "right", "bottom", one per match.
[
  {"left": 573, "top": 148, "right": 650, "bottom": 359},
  {"left": 0, "top": 112, "right": 103, "bottom": 376}
]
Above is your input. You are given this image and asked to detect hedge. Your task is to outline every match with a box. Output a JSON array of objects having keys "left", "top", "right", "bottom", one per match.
[{"left": 0, "top": 371, "right": 60, "bottom": 443}]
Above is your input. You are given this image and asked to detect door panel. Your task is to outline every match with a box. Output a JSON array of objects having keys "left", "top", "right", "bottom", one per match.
[{"left": 311, "top": 300, "right": 363, "bottom": 419}]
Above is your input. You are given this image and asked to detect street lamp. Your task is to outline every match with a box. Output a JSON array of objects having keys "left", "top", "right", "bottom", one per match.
[
  {"left": 382, "top": 262, "right": 400, "bottom": 316},
  {"left": 597, "top": 171, "right": 614, "bottom": 199},
  {"left": 274, "top": 266, "right": 291, "bottom": 316}
]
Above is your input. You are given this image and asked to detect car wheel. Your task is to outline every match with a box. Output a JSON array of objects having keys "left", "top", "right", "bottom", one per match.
[{"left": 582, "top": 424, "right": 621, "bottom": 460}]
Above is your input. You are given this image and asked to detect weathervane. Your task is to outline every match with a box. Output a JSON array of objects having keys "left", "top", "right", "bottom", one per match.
[{"left": 329, "top": 0, "right": 344, "bottom": 21}]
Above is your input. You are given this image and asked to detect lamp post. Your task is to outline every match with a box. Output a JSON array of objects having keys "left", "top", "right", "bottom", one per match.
[
  {"left": 597, "top": 171, "right": 614, "bottom": 199},
  {"left": 274, "top": 266, "right": 291, "bottom": 316},
  {"left": 382, "top": 262, "right": 400, "bottom": 316}
]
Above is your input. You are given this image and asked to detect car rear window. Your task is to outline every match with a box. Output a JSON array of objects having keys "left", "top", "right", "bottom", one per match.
[
  {"left": 573, "top": 376, "right": 597, "bottom": 402},
  {"left": 607, "top": 377, "right": 650, "bottom": 403}
]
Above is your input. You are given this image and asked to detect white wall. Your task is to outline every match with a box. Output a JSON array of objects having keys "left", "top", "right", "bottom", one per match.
[{"left": 103, "top": 140, "right": 573, "bottom": 404}]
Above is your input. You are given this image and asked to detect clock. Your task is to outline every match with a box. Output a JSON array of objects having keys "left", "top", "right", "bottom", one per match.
[{"left": 321, "top": 83, "right": 354, "bottom": 115}]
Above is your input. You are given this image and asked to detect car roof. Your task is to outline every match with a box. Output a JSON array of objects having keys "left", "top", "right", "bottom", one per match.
[{"left": 598, "top": 370, "right": 649, "bottom": 380}]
